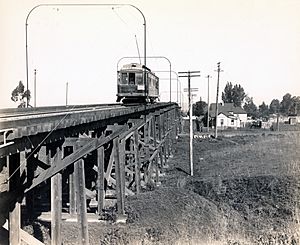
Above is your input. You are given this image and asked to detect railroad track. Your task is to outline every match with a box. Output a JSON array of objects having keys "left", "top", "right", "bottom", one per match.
[
  {"left": 0, "top": 102, "right": 176, "bottom": 157},
  {"left": 0, "top": 103, "right": 122, "bottom": 122}
]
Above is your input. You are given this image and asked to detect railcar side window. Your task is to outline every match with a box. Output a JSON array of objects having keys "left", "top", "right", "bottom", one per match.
[
  {"left": 155, "top": 79, "right": 159, "bottom": 89},
  {"left": 121, "top": 73, "right": 128, "bottom": 84},
  {"left": 136, "top": 73, "right": 143, "bottom": 85},
  {"left": 129, "top": 73, "right": 135, "bottom": 85},
  {"left": 148, "top": 74, "right": 153, "bottom": 87}
]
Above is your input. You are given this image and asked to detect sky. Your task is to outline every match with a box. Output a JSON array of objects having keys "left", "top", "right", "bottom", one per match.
[{"left": 0, "top": 0, "right": 299, "bottom": 110}]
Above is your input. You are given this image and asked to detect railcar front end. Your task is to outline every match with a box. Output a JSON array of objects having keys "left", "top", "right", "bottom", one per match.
[{"left": 117, "top": 63, "right": 159, "bottom": 103}]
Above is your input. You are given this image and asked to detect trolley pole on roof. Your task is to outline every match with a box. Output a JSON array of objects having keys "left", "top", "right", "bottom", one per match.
[
  {"left": 179, "top": 70, "right": 200, "bottom": 177},
  {"left": 25, "top": 3, "right": 146, "bottom": 107}
]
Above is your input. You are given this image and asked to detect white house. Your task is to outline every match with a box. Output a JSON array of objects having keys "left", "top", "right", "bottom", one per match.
[{"left": 210, "top": 103, "right": 247, "bottom": 129}]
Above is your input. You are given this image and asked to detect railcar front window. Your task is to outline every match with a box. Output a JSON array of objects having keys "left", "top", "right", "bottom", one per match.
[
  {"left": 129, "top": 73, "right": 135, "bottom": 85},
  {"left": 121, "top": 73, "right": 128, "bottom": 84}
]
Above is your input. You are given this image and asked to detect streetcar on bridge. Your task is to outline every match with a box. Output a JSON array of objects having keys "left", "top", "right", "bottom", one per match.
[{"left": 117, "top": 63, "right": 159, "bottom": 103}]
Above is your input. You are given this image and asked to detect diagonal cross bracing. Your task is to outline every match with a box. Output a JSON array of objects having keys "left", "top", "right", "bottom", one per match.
[{"left": 26, "top": 125, "right": 126, "bottom": 192}]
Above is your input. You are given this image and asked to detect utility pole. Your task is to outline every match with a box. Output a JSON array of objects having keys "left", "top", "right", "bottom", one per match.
[
  {"left": 34, "top": 69, "right": 37, "bottom": 107},
  {"left": 214, "top": 62, "right": 223, "bottom": 138},
  {"left": 178, "top": 70, "right": 200, "bottom": 177},
  {"left": 206, "top": 75, "right": 211, "bottom": 132}
]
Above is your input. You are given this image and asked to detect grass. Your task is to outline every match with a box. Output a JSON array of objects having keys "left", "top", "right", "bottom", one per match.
[{"left": 175, "top": 131, "right": 300, "bottom": 244}]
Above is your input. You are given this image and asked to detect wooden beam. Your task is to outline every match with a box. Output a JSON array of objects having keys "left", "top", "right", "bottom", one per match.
[
  {"left": 25, "top": 152, "right": 36, "bottom": 222},
  {"left": 97, "top": 146, "right": 105, "bottom": 214},
  {"left": 104, "top": 148, "right": 114, "bottom": 180},
  {"left": 138, "top": 140, "right": 155, "bottom": 151},
  {"left": 8, "top": 153, "right": 21, "bottom": 245},
  {"left": 121, "top": 120, "right": 144, "bottom": 141},
  {"left": 20, "top": 228, "right": 44, "bottom": 245},
  {"left": 63, "top": 138, "right": 94, "bottom": 147},
  {"left": 85, "top": 188, "right": 96, "bottom": 199},
  {"left": 32, "top": 157, "right": 50, "bottom": 170},
  {"left": 134, "top": 131, "right": 141, "bottom": 194},
  {"left": 3, "top": 221, "right": 45, "bottom": 245},
  {"left": 152, "top": 115, "right": 159, "bottom": 183},
  {"left": 157, "top": 114, "right": 164, "bottom": 166},
  {"left": 74, "top": 158, "right": 89, "bottom": 245},
  {"left": 63, "top": 145, "right": 76, "bottom": 216},
  {"left": 50, "top": 147, "right": 62, "bottom": 245},
  {"left": 114, "top": 138, "right": 125, "bottom": 216},
  {"left": 105, "top": 176, "right": 135, "bottom": 196},
  {"left": 119, "top": 139, "right": 126, "bottom": 201},
  {"left": 166, "top": 111, "right": 171, "bottom": 158},
  {"left": 144, "top": 117, "right": 150, "bottom": 161},
  {"left": 162, "top": 113, "right": 168, "bottom": 164},
  {"left": 26, "top": 126, "right": 125, "bottom": 192},
  {"left": 69, "top": 170, "right": 76, "bottom": 215}
]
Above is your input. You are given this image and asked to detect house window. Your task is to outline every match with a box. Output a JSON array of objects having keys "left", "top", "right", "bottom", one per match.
[
  {"left": 231, "top": 119, "right": 234, "bottom": 125},
  {"left": 220, "top": 119, "right": 224, "bottom": 125}
]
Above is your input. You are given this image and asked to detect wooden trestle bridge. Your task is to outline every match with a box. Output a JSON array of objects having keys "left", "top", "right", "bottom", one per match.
[{"left": 0, "top": 102, "right": 180, "bottom": 244}]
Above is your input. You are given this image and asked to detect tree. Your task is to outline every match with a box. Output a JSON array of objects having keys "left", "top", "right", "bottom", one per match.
[
  {"left": 258, "top": 102, "right": 269, "bottom": 119},
  {"left": 232, "top": 84, "right": 246, "bottom": 107},
  {"left": 290, "top": 96, "right": 300, "bottom": 115},
  {"left": 11, "top": 81, "right": 31, "bottom": 108},
  {"left": 222, "top": 82, "right": 246, "bottom": 107},
  {"left": 243, "top": 96, "right": 258, "bottom": 119},
  {"left": 280, "top": 93, "right": 293, "bottom": 115},
  {"left": 193, "top": 100, "right": 207, "bottom": 116},
  {"left": 269, "top": 99, "right": 280, "bottom": 114},
  {"left": 222, "top": 82, "right": 234, "bottom": 103}
]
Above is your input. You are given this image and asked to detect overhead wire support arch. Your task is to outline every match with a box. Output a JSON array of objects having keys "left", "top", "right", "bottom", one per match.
[
  {"left": 154, "top": 70, "right": 180, "bottom": 104},
  {"left": 25, "top": 3, "right": 147, "bottom": 107}
]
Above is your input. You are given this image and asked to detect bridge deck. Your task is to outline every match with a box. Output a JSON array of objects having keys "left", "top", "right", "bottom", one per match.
[{"left": 0, "top": 102, "right": 176, "bottom": 158}]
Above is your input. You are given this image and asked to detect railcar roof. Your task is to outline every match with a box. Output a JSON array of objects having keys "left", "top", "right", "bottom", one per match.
[{"left": 120, "top": 63, "right": 143, "bottom": 70}]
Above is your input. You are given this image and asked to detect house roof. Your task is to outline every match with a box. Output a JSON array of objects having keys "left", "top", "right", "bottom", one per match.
[{"left": 209, "top": 103, "right": 247, "bottom": 118}]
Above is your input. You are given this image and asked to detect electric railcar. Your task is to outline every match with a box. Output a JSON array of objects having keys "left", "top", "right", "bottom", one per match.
[{"left": 117, "top": 63, "right": 159, "bottom": 103}]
